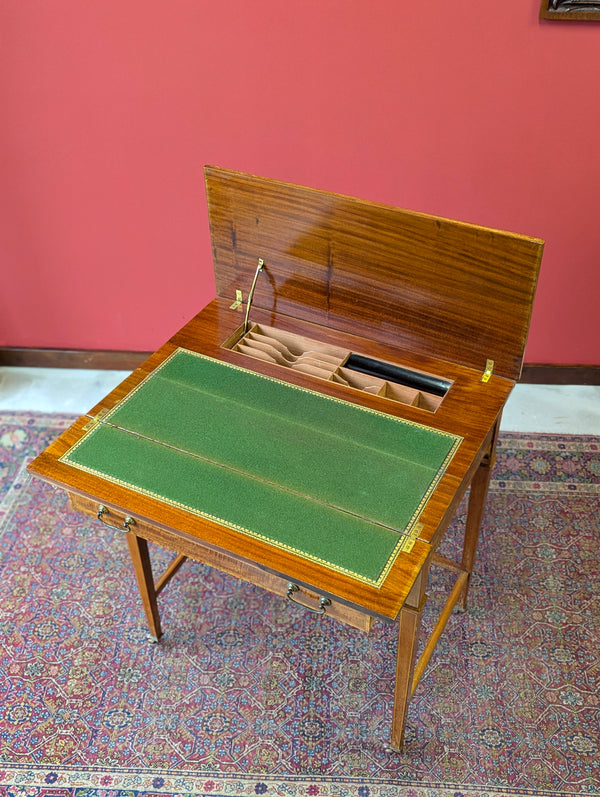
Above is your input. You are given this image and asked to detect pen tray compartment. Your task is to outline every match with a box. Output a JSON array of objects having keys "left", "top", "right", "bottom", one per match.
[{"left": 225, "top": 324, "right": 449, "bottom": 412}]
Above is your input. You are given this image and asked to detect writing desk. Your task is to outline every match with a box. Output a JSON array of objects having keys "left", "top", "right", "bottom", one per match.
[{"left": 28, "top": 168, "right": 544, "bottom": 750}]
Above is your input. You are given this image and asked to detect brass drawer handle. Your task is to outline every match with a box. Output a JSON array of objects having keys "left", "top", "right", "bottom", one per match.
[
  {"left": 97, "top": 504, "right": 136, "bottom": 532},
  {"left": 286, "top": 583, "right": 331, "bottom": 615}
]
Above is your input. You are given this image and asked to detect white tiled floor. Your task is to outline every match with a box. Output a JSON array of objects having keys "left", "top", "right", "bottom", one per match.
[
  {"left": 0, "top": 367, "right": 130, "bottom": 415},
  {"left": 0, "top": 366, "right": 599, "bottom": 434}
]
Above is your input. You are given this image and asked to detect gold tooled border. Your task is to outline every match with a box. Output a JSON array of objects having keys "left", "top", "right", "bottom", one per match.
[{"left": 61, "top": 348, "right": 462, "bottom": 587}]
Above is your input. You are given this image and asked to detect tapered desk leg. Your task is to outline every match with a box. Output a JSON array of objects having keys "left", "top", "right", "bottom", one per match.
[
  {"left": 126, "top": 532, "right": 163, "bottom": 641},
  {"left": 389, "top": 569, "right": 428, "bottom": 752},
  {"left": 458, "top": 419, "right": 500, "bottom": 612}
]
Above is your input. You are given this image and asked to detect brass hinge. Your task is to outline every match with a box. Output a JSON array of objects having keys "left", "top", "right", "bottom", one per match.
[
  {"left": 481, "top": 359, "right": 494, "bottom": 383},
  {"left": 83, "top": 407, "right": 110, "bottom": 431},
  {"left": 401, "top": 522, "right": 424, "bottom": 554},
  {"left": 229, "top": 289, "right": 243, "bottom": 310}
]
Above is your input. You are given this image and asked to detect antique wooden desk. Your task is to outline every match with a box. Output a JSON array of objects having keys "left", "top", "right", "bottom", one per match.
[{"left": 28, "top": 167, "right": 544, "bottom": 750}]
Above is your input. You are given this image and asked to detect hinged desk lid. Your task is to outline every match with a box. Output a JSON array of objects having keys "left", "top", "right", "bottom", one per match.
[{"left": 205, "top": 167, "right": 544, "bottom": 381}]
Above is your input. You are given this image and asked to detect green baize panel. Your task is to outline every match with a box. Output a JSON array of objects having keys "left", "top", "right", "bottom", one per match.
[{"left": 63, "top": 351, "right": 460, "bottom": 584}]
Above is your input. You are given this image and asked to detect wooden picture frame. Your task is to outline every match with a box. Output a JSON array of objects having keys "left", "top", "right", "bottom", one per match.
[{"left": 540, "top": 0, "right": 600, "bottom": 20}]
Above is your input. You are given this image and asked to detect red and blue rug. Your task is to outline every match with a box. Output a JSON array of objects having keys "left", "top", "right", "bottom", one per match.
[{"left": 0, "top": 411, "right": 599, "bottom": 797}]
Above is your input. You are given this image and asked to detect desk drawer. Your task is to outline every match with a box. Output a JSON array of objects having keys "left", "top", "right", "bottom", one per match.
[{"left": 67, "top": 492, "right": 373, "bottom": 632}]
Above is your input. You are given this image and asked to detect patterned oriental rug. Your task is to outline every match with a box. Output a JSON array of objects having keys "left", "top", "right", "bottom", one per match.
[{"left": 0, "top": 411, "right": 599, "bottom": 797}]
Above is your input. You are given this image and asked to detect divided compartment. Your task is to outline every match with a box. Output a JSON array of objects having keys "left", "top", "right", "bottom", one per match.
[{"left": 225, "top": 324, "right": 449, "bottom": 412}]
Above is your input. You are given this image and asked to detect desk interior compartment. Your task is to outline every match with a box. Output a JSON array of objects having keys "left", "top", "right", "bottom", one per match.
[{"left": 225, "top": 323, "right": 448, "bottom": 412}]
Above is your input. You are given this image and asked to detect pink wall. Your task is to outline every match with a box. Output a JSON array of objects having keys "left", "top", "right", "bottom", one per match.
[{"left": 1, "top": 1, "right": 599, "bottom": 364}]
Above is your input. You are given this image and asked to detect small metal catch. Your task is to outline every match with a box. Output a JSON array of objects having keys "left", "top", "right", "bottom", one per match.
[
  {"left": 229, "top": 289, "right": 244, "bottom": 310},
  {"left": 481, "top": 359, "right": 494, "bottom": 383}
]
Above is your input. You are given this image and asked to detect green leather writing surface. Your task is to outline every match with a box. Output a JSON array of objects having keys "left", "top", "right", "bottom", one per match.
[{"left": 62, "top": 350, "right": 461, "bottom": 585}]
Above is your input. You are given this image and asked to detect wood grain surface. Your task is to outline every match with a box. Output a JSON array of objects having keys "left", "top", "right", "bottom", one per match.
[{"left": 206, "top": 167, "right": 544, "bottom": 381}]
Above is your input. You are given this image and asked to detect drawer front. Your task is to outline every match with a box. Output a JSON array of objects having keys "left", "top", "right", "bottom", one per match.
[{"left": 67, "top": 492, "right": 373, "bottom": 632}]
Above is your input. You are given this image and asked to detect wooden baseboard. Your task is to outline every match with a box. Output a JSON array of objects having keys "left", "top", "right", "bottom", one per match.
[
  {"left": 0, "top": 348, "right": 152, "bottom": 371},
  {"left": 0, "top": 348, "right": 599, "bottom": 384},
  {"left": 520, "top": 364, "right": 600, "bottom": 385}
]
